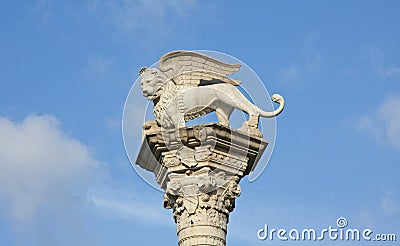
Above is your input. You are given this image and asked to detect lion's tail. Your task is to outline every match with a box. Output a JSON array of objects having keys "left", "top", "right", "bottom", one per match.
[{"left": 258, "top": 94, "right": 285, "bottom": 118}]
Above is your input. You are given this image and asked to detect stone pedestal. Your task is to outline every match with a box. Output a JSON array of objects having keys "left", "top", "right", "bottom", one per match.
[{"left": 136, "top": 121, "right": 268, "bottom": 245}]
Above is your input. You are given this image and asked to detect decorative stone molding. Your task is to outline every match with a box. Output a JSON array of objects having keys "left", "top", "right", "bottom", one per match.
[
  {"left": 136, "top": 123, "right": 267, "bottom": 188},
  {"left": 136, "top": 122, "right": 267, "bottom": 245}
]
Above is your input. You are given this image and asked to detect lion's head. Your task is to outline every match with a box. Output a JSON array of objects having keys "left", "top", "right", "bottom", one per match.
[{"left": 139, "top": 67, "right": 168, "bottom": 100}]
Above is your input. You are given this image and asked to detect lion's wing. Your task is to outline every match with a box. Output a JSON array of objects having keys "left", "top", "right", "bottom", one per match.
[{"left": 158, "top": 50, "right": 241, "bottom": 86}]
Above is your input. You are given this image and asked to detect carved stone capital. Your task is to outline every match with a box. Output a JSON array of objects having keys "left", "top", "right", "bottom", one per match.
[
  {"left": 163, "top": 168, "right": 241, "bottom": 215},
  {"left": 136, "top": 123, "right": 267, "bottom": 245},
  {"left": 162, "top": 168, "right": 241, "bottom": 246}
]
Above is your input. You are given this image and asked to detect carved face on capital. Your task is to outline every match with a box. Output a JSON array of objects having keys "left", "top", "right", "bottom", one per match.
[{"left": 140, "top": 68, "right": 166, "bottom": 100}]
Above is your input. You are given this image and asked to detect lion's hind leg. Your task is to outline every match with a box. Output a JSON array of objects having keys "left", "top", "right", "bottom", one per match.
[
  {"left": 215, "top": 107, "right": 232, "bottom": 127},
  {"left": 232, "top": 92, "right": 263, "bottom": 136},
  {"left": 238, "top": 117, "right": 263, "bottom": 137}
]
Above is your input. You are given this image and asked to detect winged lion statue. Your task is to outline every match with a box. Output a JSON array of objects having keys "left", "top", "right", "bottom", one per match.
[{"left": 139, "top": 51, "right": 284, "bottom": 137}]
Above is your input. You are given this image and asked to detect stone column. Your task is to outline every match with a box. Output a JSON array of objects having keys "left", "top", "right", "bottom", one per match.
[{"left": 136, "top": 121, "right": 268, "bottom": 246}]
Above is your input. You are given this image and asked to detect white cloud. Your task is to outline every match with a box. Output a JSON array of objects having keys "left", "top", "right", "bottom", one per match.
[
  {"left": 86, "top": 184, "right": 172, "bottom": 226},
  {"left": 356, "top": 95, "right": 400, "bottom": 148},
  {"left": 32, "top": 0, "right": 53, "bottom": 24},
  {"left": 277, "top": 64, "right": 299, "bottom": 88},
  {"left": 0, "top": 114, "right": 99, "bottom": 222},
  {"left": 276, "top": 35, "right": 322, "bottom": 88},
  {"left": 302, "top": 35, "right": 322, "bottom": 73},
  {"left": 385, "top": 67, "right": 400, "bottom": 77},
  {"left": 365, "top": 48, "right": 400, "bottom": 80},
  {"left": 306, "top": 53, "right": 322, "bottom": 73},
  {"left": 84, "top": 55, "right": 115, "bottom": 78},
  {"left": 87, "top": 0, "right": 199, "bottom": 38},
  {"left": 106, "top": 117, "right": 121, "bottom": 131},
  {"left": 381, "top": 189, "right": 400, "bottom": 215},
  {"left": 32, "top": 0, "right": 200, "bottom": 41},
  {"left": 88, "top": 195, "right": 171, "bottom": 226}
]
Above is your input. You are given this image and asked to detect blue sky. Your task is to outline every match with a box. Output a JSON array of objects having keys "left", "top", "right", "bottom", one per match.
[{"left": 1, "top": 0, "right": 399, "bottom": 245}]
